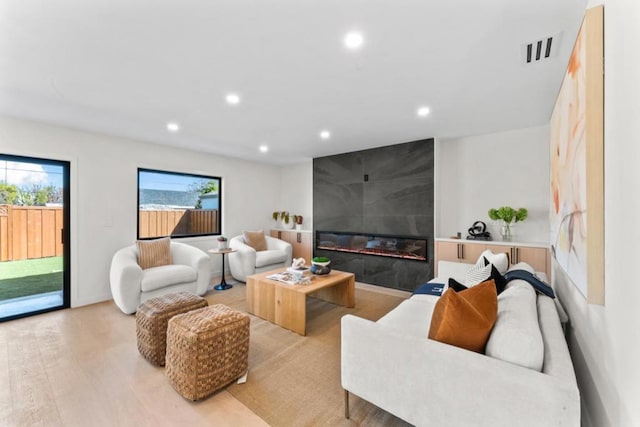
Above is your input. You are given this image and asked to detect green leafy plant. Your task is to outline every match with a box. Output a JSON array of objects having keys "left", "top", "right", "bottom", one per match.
[
  {"left": 282, "top": 212, "right": 291, "bottom": 224},
  {"left": 312, "top": 256, "right": 330, "bottom": 263},
  {"left": 488, "top": 206, "right": 528, "bottom": 224},
  {"left": 272, "top": 211, "right": 280, "bottom": 221},
  {"left": 217, "top": 235, "right": 228, "bottom": 242}
]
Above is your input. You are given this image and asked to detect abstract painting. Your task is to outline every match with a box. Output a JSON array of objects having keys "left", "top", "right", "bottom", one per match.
[{"left": 550, "top": 6, "right": 604, "bottom": 304}]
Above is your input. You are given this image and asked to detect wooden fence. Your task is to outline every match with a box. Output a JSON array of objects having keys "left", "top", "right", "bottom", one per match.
[
  {"left": 138, "top": 209, "right": 219, "bottom": 238},
  {"left": 0, "top": 206, "right": 219, "bottom": 261},
  {"left": 0, "top": 205, "right": 63, "bottom": 262}
]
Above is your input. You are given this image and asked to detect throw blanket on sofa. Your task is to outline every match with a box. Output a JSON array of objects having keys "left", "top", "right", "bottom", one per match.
[{"left": 503, "top": 269, "right": 555, "bottom": 298}]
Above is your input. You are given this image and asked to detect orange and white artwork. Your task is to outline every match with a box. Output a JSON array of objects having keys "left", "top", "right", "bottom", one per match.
[{"left": 550, "top": 22, "right": 588, "bottom": 297}]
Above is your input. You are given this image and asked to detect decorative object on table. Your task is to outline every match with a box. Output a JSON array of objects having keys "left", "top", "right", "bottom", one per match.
[
  {"left": 288, "top": 257, "right": 310, "bottom": 278},
  {"left": 293, "top": 214, "right": 304, "bottom": 230},
  {"left": 217, "top": 235, "right": 228, "bottom": 250},
  {"left": 291, "top": 257, "right": 306, "bottom": 269},
  {"left": 466, "top": 221, "right": 492, "bottom": 241},
  {"left": 310, "top": 256, "right": 331, "bottom": 275},
  {"left": 488, "top": 206, "right": 528, "bottom": 241}
]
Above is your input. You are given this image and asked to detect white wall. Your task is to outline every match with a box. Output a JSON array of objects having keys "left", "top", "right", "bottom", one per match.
[
  {"left": 553, "top": 1, "right": 640, "bottom": 426},
  {"left": 435, "top": 125, "right": 550, "bottom": 243},
  {"left": 278, "top": 160, "right": 313, "bottom": 231},
  {"left": 0, "top": 116, "right": 281, "bottom": 308}
]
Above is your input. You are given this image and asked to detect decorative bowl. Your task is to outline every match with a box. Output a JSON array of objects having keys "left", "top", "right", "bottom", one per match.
[
  {"left": 311, "top": 257, "right": 331, "bottom": 267},
  {"left": 310, "top": 264, "right": 331, "bottom": 275}
]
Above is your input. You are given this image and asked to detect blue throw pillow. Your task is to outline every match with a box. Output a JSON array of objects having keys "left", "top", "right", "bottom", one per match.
[{"left": 503, "top": 270, "right": 556, "bottom": 298}]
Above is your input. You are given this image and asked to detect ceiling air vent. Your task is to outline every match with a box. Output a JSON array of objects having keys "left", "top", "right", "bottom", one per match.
[{"left": 522, "top": 33, "right": 561, "bottom": 64}]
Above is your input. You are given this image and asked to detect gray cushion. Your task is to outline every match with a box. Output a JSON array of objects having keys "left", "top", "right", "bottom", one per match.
[{"left": 485, "top": 280, "right": 544, "bottom": 371}]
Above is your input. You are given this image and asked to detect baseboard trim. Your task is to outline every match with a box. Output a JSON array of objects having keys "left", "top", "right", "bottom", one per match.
[{"left": 355, "top": 282, "right": 411, "bottom": 298}]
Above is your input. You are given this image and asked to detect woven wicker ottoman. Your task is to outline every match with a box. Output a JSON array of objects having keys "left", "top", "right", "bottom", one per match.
[
  {"left": 136, "top": 292, "right": 208, "bottom": 366},
  {"left": 165, "top": 304, "right": 250, "bottom": 401}
]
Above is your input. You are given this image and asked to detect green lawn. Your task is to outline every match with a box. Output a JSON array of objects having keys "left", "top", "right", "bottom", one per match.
[{"left": 0, "top": 257, "right": 63, "bottom": 301}]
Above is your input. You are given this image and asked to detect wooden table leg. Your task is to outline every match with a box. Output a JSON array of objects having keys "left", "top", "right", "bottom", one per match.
[
  {"left": 310, "top": 275, "right": 355, "bottom": 308},
  {"left": 275, "top": 285, "right": 307, "bottom": 335}
]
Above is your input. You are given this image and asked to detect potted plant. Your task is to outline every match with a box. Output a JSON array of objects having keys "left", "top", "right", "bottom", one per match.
[
  {"left": 272, "top": 211, "right": 281, "bottom": 228},
  {"left": 488, "top": 206, "right": 528, "bottom": 241},
  {"left": 217, "top": 235, "right": 228, "bottom": 250},
  {"left": 293, "top": 214, "right": 304, "bottom": 230},
  {"left": 282, "top": 211, "right": 294, "bottom": 229}
]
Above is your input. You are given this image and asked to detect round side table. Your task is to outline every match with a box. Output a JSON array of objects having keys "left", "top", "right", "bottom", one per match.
[{"left": 208, "top": 248, "right": 237, "bottom": 291}]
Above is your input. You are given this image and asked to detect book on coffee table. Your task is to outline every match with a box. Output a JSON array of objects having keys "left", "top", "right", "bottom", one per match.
[
  {"left": 267, "top": 272, "right": 312, "bottom": 285},
  {"left": 287, "top": 267, "right": 311, "bottom": 276}
]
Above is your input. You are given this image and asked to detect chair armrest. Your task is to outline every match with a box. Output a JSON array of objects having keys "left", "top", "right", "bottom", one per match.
[
  {"left": 109, "top": 246, "right": 143, "bottom": 314},
  {"left": 341, "top": 314, "right": 579, "bottom": 426},
  {"left": 265, "top": 236, "right": 293, "bottom": 266},
  {"left": 171, "top": 242, "right": 211, "bottom": 295},
  {"left": 228, "top": 236, "right": 257, "bottom": 282}
]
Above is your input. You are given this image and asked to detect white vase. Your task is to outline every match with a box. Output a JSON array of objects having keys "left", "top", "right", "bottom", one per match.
[
  {"left": 295, "top": 224, "right": 302, "bottom": 231},
  {"left": 283, "top": 220, "right": 294, "bottom": 229},
  {"left": 218, "top": 240, "right": 228, "bottom": 250}
]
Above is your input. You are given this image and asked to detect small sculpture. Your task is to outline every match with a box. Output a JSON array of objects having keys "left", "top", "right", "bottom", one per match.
[{"left": 291, "top": 257, "right": 306, "bottom": 269}]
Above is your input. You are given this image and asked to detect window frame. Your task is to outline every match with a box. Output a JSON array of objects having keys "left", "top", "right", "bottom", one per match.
[{"left": 136, "top": 167, "right": 222, "bottom": 240}]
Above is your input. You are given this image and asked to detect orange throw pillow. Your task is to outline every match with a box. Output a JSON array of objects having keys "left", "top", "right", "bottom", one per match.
[
  {"left": 243, "top": 230, "right": 267, "bottom": 251},
  {"left": 428, "top": 280, "right": 498, "bottom": 353},
  {"left": 136, "top": 237, "right": 172, "bottom": 270}
]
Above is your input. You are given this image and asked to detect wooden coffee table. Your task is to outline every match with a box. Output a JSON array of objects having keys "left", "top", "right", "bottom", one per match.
[{"left": 246, "top": 269, "right": 355, "bottom": 335}]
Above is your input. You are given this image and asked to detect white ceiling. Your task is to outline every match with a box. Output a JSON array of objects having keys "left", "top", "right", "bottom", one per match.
[{"left": 0, "top": 0, "right": 587, "bottom": 165}]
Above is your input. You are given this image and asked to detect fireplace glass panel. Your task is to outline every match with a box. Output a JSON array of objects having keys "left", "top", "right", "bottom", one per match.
[{"left": 316, "top": 231, "right": 427, "bottom": 261}]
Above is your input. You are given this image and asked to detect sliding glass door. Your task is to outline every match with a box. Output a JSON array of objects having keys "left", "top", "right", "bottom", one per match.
[{"left": 0, "top": 154, "right": 70, "bottom": 321}]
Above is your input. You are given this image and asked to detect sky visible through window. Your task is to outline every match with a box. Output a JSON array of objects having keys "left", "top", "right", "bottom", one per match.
[
  {"left": 138, "top": 170, "right": 212, "bottom": 192},
  {"left": 0, "top": 160, "right": 63, "bottom": 188}
]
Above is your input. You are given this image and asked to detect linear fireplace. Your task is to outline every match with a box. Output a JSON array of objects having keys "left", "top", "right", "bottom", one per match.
[{"left": 316, "top": 231, "right": 428, "bottom": 262}]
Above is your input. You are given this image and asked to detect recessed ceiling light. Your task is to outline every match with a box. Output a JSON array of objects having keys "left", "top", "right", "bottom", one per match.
[
  {"left": 344, "top": 32, "right": 364, "bottom": 49},
  {"left": 320, "top": 130, "right": 331, "bottom": 140},
  {"left": 226, "top": 93, "right": 240, "bottom": 105},
  {"left": 259, "top": 145, "right": 269, "bottom": 153},
  {"left": 166, "top": 122, "right": 180, "bottom": 132},
  {"left": 417, "top": 107, "right": 430, "bottom": 117}
]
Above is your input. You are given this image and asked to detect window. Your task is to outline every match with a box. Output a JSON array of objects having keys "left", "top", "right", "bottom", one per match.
[{"left": 137, "top": 168, "right": 221, "bottom": 239}]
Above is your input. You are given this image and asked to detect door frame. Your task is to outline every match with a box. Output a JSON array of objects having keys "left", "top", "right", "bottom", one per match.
[{"left": 0, "top": 153, "right": 70, "bottom": 321}]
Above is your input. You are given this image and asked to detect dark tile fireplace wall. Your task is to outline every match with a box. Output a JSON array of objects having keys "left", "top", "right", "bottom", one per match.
[{"left": 313, "top": 138, "right": 434, "bottom": 292}]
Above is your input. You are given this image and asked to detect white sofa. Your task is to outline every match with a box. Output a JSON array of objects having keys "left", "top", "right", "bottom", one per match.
[
  {"left": 228, "top": 234, "right": 292, "bottom": 282},
  {"left": 110, "top": 242, "right": 210, "bottom": 314},
  {"left": 341, "top": 260, "right": 579, "bottom": 427}
]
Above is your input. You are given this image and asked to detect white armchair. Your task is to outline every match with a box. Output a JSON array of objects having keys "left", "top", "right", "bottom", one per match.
[
  {"left": 110, "top": 241, "right": 211, "bottom": 314},
  {"left": 228, "top": 234, "right": 292, "bottom": 282}
]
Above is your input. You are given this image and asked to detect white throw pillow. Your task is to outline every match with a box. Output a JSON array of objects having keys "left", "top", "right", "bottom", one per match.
[
  {"left": 478, "top": 249, "right": 509, "bottom": 275},
  {"left": 464, "top": 257, "right": 492, "bottom": 287},
  {"left": 485, "top": 280, "right": 544, "bottom": 371}
]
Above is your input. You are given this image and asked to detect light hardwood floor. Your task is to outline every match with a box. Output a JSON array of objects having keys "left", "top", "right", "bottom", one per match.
[{"left": 0, "top": 293, "right": 268, "bottom": 427}]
